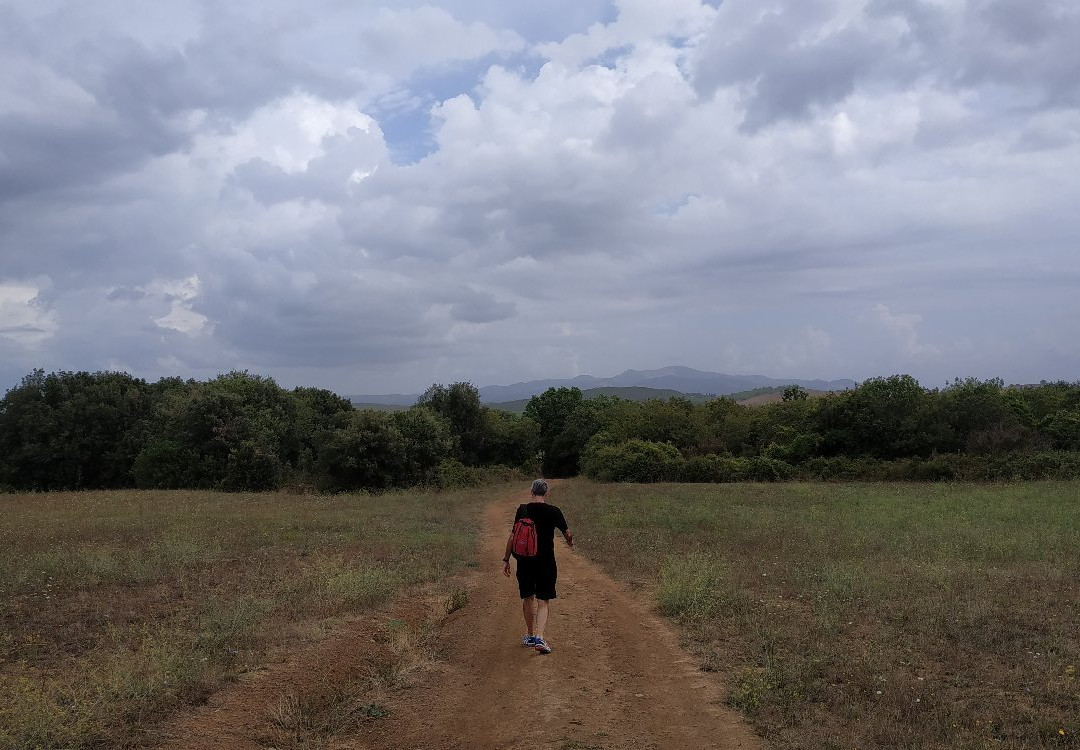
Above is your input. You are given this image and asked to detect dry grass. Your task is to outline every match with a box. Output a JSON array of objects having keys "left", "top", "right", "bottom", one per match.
[
  {"left": 257, "top": 616, "right": 437, "bottom": 750},
  {"left": 0, "top": 485, "right": 500, "bottom": 750},
  {"left": 557, "top": 480, "right": 1080, "bottom": 750}
]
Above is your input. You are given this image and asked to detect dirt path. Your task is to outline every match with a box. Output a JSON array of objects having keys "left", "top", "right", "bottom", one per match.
[{"left": 158, "top": 487, "right": 765, "bottom": 750}]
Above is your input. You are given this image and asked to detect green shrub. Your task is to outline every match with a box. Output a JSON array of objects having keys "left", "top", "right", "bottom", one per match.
[
  {"left": 1039, "top": 410, "right": 1080, "bottom": 450},
  {"left": 997, "top": 450, "right": 1080, "bottom": 480},
  {"left": 799, "top": 456, "right": 865, "bottom": 480},
  {"left": 709, "top": 456, "right": 791, "bottom": 482},
  {"left": 391, "top": 409, "right": 454, "bottom": 485},
  {"left": 743, "top": 456, "right": 794, "bottom": 481},
  {"left": 680, "top": 454, "right": 728, "bottom": 482},
  {"left": 877, "top": 457, "right": 959, "bottom": 481},
  {"left": 763, "top": 432, "right": 821, "bottom": 464},
  {"left": 311, "top": 410, "right": 406, "bottom": 492},
  {"left": 132, "top": 440, "right": 200, "bottom": 489},
  {"left": 581, "top": 439, "right": 684, "bottom": 482},
  {"left": 432, "top": 458, "right": 482, "bottom": 489},
  {"left": 222, "top": 441, "right": 283, "bottom": 491},
  {"left": 793, "top": 452, "right": 1080, "bottom": 482}
]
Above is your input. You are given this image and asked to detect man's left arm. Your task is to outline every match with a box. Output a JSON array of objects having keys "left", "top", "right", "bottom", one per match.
[{"left": 556, "top": 508, "right": 573, "bottom": 548}]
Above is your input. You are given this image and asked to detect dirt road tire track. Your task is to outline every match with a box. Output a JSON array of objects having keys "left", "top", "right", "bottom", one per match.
[{"left": 159, "top": 486, "right": 765, "bottom": 750}]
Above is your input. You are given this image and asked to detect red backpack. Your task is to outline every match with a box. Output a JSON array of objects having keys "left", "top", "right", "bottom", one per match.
[{"left": 511, "top": 509, "right": 538, "bottom": 558}]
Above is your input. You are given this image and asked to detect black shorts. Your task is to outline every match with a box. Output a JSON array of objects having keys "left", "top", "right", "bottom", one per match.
[{"left": 515, "top": 555, "right": 558, "bottom": 600}]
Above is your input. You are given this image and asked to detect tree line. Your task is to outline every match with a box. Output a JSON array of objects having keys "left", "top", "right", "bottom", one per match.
[
  {"left": 545, "top": 377, "right": 1080, "bottom": 483},
  {"left": 0, "top": 371, "right": 536, "bottom": 492},
  {"left": 1, "top": 370, "right": 1079, "bottom": 492}
]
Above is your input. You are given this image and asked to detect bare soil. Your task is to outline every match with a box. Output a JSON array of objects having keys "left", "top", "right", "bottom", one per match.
[{"left": 156, "top": 487, "right": 764, "bottom": 750}]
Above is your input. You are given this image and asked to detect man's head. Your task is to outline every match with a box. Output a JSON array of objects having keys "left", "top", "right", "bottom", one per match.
[{"left": 530, "top": 478, "right": 548, "bottom": 498}]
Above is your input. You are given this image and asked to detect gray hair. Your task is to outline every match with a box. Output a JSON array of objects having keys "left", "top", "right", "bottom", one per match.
[{"left": 530, "top": 479, "right": 548, "bottom": 496}]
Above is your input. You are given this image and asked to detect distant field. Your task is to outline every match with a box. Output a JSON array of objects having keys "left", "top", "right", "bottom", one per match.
[
  {"left": 349, "top": 401, "right": 411, "bottom": 411},
  {"left": 557, "top": 480, "right": 1080, "bottom": 749},
  {"left": 0, "top": 486, "right": 499, "bottom": 750}
]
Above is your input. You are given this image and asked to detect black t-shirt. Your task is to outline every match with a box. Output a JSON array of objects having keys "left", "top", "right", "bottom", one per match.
[{"left": 513, "top": 502, "right": 568, "bottom": 559}]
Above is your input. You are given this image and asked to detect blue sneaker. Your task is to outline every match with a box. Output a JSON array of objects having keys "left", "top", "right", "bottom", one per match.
[
  {"left": 533, "top": 638, "right": 552, "bottom": 655},
  {"left": 522, "top": 635, "right": 539, "bottom": 647}
]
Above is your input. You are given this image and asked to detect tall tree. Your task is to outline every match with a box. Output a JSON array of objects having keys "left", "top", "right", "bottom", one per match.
[
  {"left": 0, "top": 370, "right": 153, "bottom": 489},
  {"left": 417, "top": 382, "right": 487, "bottom": 465},
  {"left": 524, "top": 387, "right": 585, "bottom": 476}
]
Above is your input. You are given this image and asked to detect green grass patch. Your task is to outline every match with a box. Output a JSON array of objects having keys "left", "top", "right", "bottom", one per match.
[
  {"left": 656, "top": 553, "right": 743, "bottom": 621},
  {"left": 558, "top": 480, "right": 1080, "bottom": 750}
]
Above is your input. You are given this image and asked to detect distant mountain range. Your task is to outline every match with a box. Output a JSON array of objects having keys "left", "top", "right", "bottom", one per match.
[{"left": 348, "top": 366, "right": 856, "bottom": 408}]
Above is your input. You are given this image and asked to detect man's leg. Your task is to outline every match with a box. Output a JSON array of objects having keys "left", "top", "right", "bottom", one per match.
[
  {"left": 534, "top": 559, "right": 556, "bottom": 643},
  {"left": 534, "top": 598, "right": 549, "bottom": 640},
  {"left": 522, "top": 595, "right": 535, "bottom": 635}
]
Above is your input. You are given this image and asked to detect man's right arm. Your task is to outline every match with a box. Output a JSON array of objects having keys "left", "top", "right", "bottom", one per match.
[{"left": 502, "top": 533, "right": 514, "bottom": 576}]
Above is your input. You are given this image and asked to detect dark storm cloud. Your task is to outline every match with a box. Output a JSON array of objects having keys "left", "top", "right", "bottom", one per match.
[
  {"left": 693, "top": 0, "right": 1080, "bottom": 131},
  {"left": 866, "top": 0, "right": 1080, "bottom": 104},
  {"left": 84, "top": 29, "right": 311, "bottom": 120},
  {"left": 0, "top": 178, "right": 203, "bottom": 287},
  {"left": 341, "top": 177, "right": 651, "bottom": 264},
  {"left": 105, "top": 287, "right": 147, "bottom": 302},
  {"left": 198, "top": 270, "right": 445, "bottom": 368},
  {"left": 0, "top": 324, "right": 48, "bottom": 338},
  {"left": 0, "top": 107, "right": 187, "bottom": 202},
  {"left": 448, "top": 289, "right": 516, "bottom": 324},
  {"left": 692, "top": 4, "right": 882, "bottom": 130},
  {"left": 0, "top": 18, "right": 192, "bottom": 201}
]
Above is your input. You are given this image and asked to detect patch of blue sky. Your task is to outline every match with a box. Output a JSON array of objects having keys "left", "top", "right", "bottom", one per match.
[
  {"left": 375, "top": 50, "right": 545, "bottom": 165},
  {"left": 653, "top": 193, "right": 698, "bottom": 217},
  {"left": 377, "top": 103, "right": 438, "bottom": 165},
  {"left": 507, "top": 54, "right": 548, "bottom": 85},
  {"left": 586, "top": 44, "right": 636, "bottom": 71}
]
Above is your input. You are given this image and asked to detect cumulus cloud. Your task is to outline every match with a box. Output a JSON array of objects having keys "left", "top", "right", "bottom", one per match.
[
  {"left": 1, "top": 0, "right": 1078, "bottom": 393},
  {"left": 146, "top": 276, "right": 210, "bottom": 335},
  {"left": 448, "top": 288, "right": 517, "bottom": 324},
  {"left": 873, "top": 304, "right": 938, "bottom": 357},
  {"left": 0, "top": 282, "right": 59, "bottom": 346},
  {"left": 356, "top": 6, "right": 525, "bottom": 75},
  {"left": 776, "top": 326, "right": 834, "bottom": 371}
]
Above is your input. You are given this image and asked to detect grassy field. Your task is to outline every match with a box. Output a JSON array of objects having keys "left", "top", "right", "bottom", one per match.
[
  {"left": 0, "top": 485, "right": 500, "bottom": 750},
  {"left": 556, "top": 480, "right": 1080, "bottom": 750}
]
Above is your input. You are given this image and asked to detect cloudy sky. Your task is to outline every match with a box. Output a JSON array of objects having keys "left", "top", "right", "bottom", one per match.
[{"left": 2, "top": 0, "right": 1078, "bottom": 395}]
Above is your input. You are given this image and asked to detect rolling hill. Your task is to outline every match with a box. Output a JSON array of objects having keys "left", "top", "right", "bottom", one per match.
[{"left": 348, "top": 366, "right": 855, "bottom": 409}]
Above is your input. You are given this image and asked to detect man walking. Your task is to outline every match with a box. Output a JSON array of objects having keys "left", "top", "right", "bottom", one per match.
[{"left": 502, "top": 479, "right": 573, "bottom": 655}]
